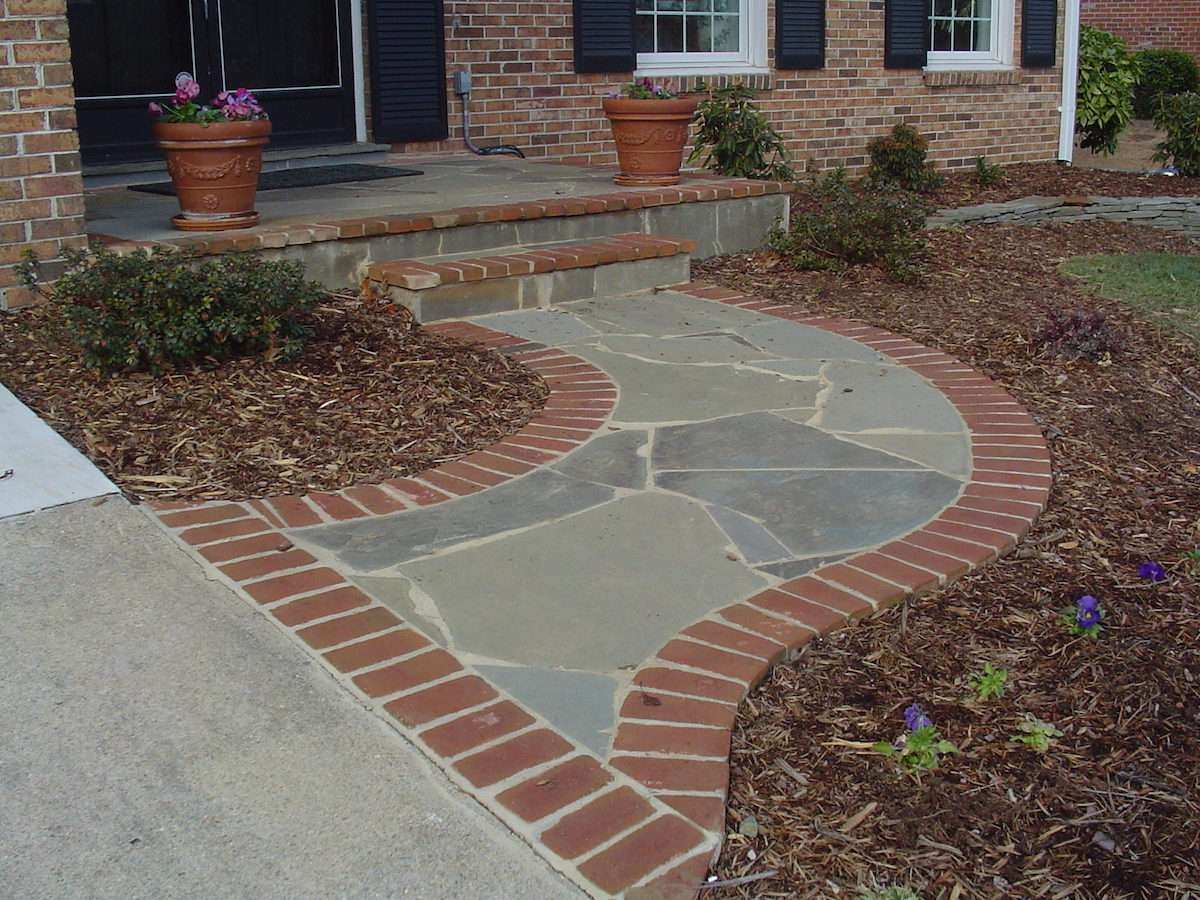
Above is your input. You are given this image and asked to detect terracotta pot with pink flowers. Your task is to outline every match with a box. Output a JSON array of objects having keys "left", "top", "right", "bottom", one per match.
[
  {"left": 149, "top": 73, "right": 271, "bottom": 231},
  {"left": 602, "top": 78, "right": 697, "bottom": 187}
]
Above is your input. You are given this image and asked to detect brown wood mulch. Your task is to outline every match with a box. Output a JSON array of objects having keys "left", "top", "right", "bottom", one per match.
[
  {"left": 0, "top": 292, "right": 547, "bottom": 502},
  {"left": 694, "top": 222, "right": 1200, "bottom": 899},
  {"left": 929, "top": 162, "right": 1200, "bottom": 208}
]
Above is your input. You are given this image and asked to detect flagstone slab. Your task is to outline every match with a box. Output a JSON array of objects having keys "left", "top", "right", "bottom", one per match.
[
  {"left": 838, "top": 432, "right": 972, "bottom": 478},
  {"left": 563, "top": 291, "right": 768, "bottom": 337},
  {"left": 705, "top": 504, "right": 792, "bottom": 565},
  {"left": 551, "top": 429, "right": 648, "bottom": 489},
  {"left": 597, "top": 334, "right": 776, "bottom": 365},
  {"left": 652, "top": 412, "right": 927, "bottom": 472},
  {"left": 732, "top": 321, "right": 885, "bottom": 363},
  {"left": 476, "top": 665, "right": 618, "bottom": 758},
  {"left": 655, "top": 468, "right": 962, "bottom": 557},
  {"left": 756, "top": 554, "right": 853, "bottom": 579},
  {"left": 568, "top": 347, "right": 819, "bottom": 424},
  {"left": 397, "top": 493, "right": 767, "bottom": 671},
  {"left": 297, "top": 470, "right": 615, "bottom": 571},
  {"left": 814, "top": 361, "right": 965, "bottom": 433}
]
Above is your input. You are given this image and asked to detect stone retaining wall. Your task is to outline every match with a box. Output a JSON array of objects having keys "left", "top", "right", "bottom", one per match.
[{"left": 929, "top": 195, "right": 1200, "bottom": 240}]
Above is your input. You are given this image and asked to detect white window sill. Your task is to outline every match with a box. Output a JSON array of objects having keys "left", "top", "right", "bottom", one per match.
[
  {"left": 634, "top": 63, "right": 770, "bottom": 77},
  {"left": 923, "top": 62, "right": 1016, "bottom": 72}
]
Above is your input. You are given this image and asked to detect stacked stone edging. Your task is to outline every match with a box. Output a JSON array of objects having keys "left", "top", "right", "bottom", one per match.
[{"left": 929, "top": 195, "right": 1200, "bottom": 239}]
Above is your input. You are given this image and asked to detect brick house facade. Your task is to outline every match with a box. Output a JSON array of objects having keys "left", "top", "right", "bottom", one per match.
[
  {"left": 1080, "top": 0, "right": 1200, "bottom": 60},
  {"left": 0, "top": 0, "right": 1076, "bottom": 309}
]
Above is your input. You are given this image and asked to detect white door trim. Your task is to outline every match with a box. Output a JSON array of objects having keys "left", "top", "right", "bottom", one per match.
[
  {"left": 351, "top": 0, "right": 368, "bottom": 142},
  {"left": 1058, "top": 0, "right": 1081, "bottom": 163}
]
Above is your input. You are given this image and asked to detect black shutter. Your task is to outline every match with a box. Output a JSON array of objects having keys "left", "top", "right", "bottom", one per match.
[
  {"left": 367, "top": 0, "right": 449, "bottom": 142},
  {"left": 776, "top": 0, "right": 825, "bottom": 69},
  {"left": 1022, "top": 0, "right": 1057, "bottom": 67},
  {"left": 574, "top": 0, "right": 637, "bottom": 73},
  {"left": 884, "top": 0, "right": 929, "bottom": 69}
]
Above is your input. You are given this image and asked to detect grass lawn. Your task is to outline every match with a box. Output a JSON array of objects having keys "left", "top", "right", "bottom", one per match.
[{"left": 1062, "top": 252, "right": 1200, "bottom": 344}]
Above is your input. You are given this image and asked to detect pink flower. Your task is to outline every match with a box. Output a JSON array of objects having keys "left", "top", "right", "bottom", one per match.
[
  {"left": 214, "top": 87, "right": 263, "bottom": 120},
  {"left": 173, "top": 71, "right": 200, "bottom": 104},
  {"left": 148, "top": 101, "right": 163, "bottom": 117}
]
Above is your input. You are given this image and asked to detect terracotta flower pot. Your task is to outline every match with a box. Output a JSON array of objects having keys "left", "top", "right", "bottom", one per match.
[
  {"left": 152, "top": 119, "right": 272, "bottom": 231},
  {"left": 602, "top": 97, "right": 698, "bottom": 187}
]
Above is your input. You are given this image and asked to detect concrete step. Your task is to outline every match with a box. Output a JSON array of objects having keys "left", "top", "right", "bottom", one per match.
[{"left": 366, "top": 233, "right": 694, "bottom": 321}]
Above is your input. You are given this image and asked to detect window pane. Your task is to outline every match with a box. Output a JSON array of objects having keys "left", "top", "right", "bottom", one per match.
[
  {"left": 635, "top": 13, "right": 655, "bottom": 50},
  {"left": 712, "top": 15, "right": 739, "bottom": 50},
  {"left": 686, "top": 0, "right": 712, "bottom": 11},
  {"left": 657, "top": 14, "right": 684, "bottom": 50},
  {"left": 713, "top": 0, "right": 738, "bottom": 12},
  {"left": 953, "top": 18, "right": 972, "bottom": 50},
  {"left": 933, "top": 0, "right": 952, "bottom": 17},
  {"left": 686, "top": 14, "right": 712, "bottom": 51},
  {"left": 954, "top": 0, "right": 973, "bottom": 16},
  {"left": 932, "top": 19, "right": 952, "bottom": 50},
  {"left": 976, "top": 0, "right": 991, "bottom": 15},
  {"left": 636, "top": 0, "right": 653, "bottom": 10},
  {"left": 974, "top": 17, "right": 991, "bottom": 50},
  {"left": 657, "top": 0, "right": 683, "bottom": 11}
]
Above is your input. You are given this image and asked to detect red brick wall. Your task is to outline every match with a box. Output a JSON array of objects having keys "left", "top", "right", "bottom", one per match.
[
  {"left": 388, "top": 0, "right": 1065, "bottom": 173},
  {"left": 1081, "top": 0, "right": 1200, "bottom": 59},
  {"left": 0, "top": 0, "right": 85, "bottom": 309}
]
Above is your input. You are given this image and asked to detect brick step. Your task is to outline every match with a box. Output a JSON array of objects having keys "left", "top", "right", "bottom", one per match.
[{"left": 366, "top": 233, "right": 694, "bottom": 321}]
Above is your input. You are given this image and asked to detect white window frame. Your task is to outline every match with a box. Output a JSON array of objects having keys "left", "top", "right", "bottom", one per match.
[
  {"left": 925, "top": 0, "right": 1016, "bottom": 71},
  {"left": 634, "top": 0, "right": 768, "bottom": 76}
]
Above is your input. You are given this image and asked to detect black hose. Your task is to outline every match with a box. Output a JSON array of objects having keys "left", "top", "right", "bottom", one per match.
[{"left": 459, "top": 92, "right": 525, "bottom": 158}]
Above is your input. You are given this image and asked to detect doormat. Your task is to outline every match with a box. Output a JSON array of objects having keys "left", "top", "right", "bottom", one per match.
[{"left": 129, "top": 164, "right": 423, "bottom": 195}]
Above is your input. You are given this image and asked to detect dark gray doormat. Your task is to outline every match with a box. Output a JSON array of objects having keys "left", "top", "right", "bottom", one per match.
[{"left": 128, "top": 164, "right": 423, "bottom": 195}]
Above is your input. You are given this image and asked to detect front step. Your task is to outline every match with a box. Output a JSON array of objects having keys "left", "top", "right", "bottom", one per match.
[{"left": 366, "top": 233, "right": 694, "bottom": 321}]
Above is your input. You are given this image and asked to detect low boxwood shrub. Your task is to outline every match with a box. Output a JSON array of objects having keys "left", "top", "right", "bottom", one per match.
[
  {"left": 769, "top": 170, "right": 930, "bottom": 282},
  {"left": 1075, "top": 26, "right": 1140, "bottom": 155},
  {"left": 1152, "top": 91, "right": 1200, "bottom": 176},
  {"left": 866, "top": 123, "right": 944, "bottom": 194},
  {"left": 1133, "top": 49, "right": 1199, "bottom": 119},
  {"left": 21, "top": 246, "right": 323, "bottom": 375},
  {"left": 688, "top": 84, "right": 794, "bottom": 181}
]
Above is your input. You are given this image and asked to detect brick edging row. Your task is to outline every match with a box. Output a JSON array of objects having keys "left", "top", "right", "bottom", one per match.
[
  {"left": 146, "top": 289, "right": 1050, "bottom": 898},
  {"left": 599, "top": 281, "right": 1052, "bottom": 893},
  {"left": 93, "top": 178, "right": 790, "bottom": 258}
]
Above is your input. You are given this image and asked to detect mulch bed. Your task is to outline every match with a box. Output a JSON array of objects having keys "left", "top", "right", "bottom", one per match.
[
  {"left": 789, "top": 161, "right": 1200, "bottom": 209},
  {"left": 0, "top": 292, "right": 547, "bottom": 502},
  {"left": 694, "top": 222, "right": 1200, "bottom": 898}
]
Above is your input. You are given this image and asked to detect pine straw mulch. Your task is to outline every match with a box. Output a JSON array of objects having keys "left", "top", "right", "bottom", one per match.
[
  {"left": 693, "top": 222, "right": 1200, "bottom": 899},
  {"left": 0, "top": 292, "right": 548, "bottom": 503}
]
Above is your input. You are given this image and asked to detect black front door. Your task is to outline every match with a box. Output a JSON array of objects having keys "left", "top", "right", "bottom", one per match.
[{"left": 69, "top": 0, "right": 358, "bottom": 166}]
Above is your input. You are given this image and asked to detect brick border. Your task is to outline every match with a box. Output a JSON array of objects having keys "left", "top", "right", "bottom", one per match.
[
  {"left": 367, "top": 234, "right": 695, "bottom": 291},
  {"left": 146, "top": 287, "right": 1049, "bottom": 898},
  {"left": 91, "top": 178, "right": 789, "bottom": 258}
]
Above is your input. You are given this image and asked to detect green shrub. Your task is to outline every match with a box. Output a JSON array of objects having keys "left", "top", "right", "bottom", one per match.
[
  {"left": 22, "top": 246, "right": 323, "bottom": 375},
  {"left": 1133, "top": 49, "right": 1199, "bottom": 119},
  {"left": 1152, "top": 91, "right": 1200, "bottom": 176},
  {"left": 866, "top": 123, "right": 944, "bottom": 193},
  {"left": 1076, "top": 26, "right": 1141, "bottom": 155},
  {"left": 688, "top": 84, "right": 794, "bottom": 181},
  {"left": 974, "top": 155, "right": 1005, "bottom": 186},
  {"left": 769, "top": 170, "right": 930, "bottom": 282}
]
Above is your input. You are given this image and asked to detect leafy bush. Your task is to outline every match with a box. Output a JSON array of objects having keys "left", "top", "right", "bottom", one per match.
[
  {"left": 866, "top": 123, "right": 944, "bottom": 193},
  {"left": 974, "top": 155, "right": 1005, "bottom": 186},
  {"left": 688, "top": 84, "right": 794, "bottom": 181},
  {"left": 21, "top": 246, "right": 323, "bottom": 375},
  {"left": 1034, "top": 307, "right": 1119, "bottom": 361},
  {"left": 769, "top": 170, "right": 930, "bottom": 282},
  {"left": 1152, "top": 91, "right": 1200, "bottom": 176},
  {"left": 1133, "top": 49, "right": 1199, "bottom": 119},
  {"left": 1076, "top": 26, "right": 1141, "bottom": 155}
]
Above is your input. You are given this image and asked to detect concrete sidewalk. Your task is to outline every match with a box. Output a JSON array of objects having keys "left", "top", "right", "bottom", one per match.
[{"left": 0, "top": 497, "right": 580, "bottom": 899}]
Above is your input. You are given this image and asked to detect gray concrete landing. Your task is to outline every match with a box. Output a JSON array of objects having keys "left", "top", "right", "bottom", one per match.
[{"left": 290, "top": 291, "right": 971, "bottom": 760}]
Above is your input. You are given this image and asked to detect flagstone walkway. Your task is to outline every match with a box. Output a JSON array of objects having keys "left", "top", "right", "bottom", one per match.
[{"left": 150, "top": 284, "right": 1049, "bottom": 898}]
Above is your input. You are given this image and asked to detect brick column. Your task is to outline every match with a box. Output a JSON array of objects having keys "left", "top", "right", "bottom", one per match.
[{"left": 0, "top": 0, "right": 85, "bottom": 310}]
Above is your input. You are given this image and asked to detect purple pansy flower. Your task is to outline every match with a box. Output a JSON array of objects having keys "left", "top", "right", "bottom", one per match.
[
  {"left": 904, "top": 703, "right": 932, "bottom": 732},
  {"left": 1076, "top": 594, "right": 1102, "bottom": 629},
  {"left": 1138, "top": 561, "right": 1167, "bottom": 582},
  {"left": 214, "top": 87, "right": 263, "bottom": 120}
]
